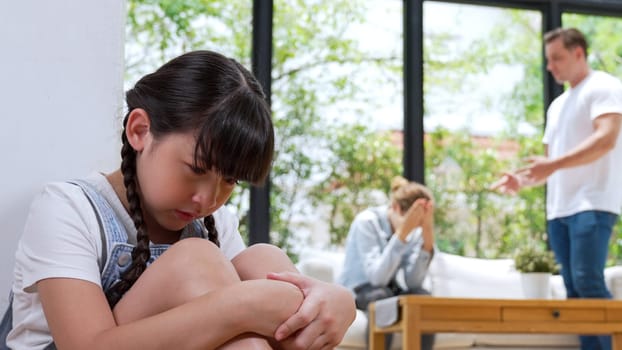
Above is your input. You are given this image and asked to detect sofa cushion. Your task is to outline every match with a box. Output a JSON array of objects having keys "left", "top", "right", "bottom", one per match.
[
  {"left": 605, "top": 265, "right": 622, "bottom": 299},
  {"left": 297, "top": 257, "right": 335, "bottom": 283},
  {"left": 428, "top": 252, "right": 527, "bottom": 299},
  {"left": 297, "top": 248, "right": 345, "bottom": 283}
]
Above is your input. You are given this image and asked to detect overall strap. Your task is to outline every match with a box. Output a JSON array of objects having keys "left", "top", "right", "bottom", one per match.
[
  {"left": 68, "top": 179, "right": 130, "bottom": 272},
  {"left": 0, "top": 292, "right": 13, "bottom": 350}
]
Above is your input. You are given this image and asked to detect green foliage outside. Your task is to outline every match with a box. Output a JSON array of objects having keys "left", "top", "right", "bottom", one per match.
[{"left": 124, "top": 1, "right": 622, "bottom": 264}]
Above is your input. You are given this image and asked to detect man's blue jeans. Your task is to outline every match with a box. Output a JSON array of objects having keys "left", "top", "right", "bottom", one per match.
[{"left": 548, "top": 210, "right": 618, "bottom": 350}]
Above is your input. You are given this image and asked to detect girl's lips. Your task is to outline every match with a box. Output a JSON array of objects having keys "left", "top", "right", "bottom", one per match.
[{"left": 175, "top": 210, "right": 196, "bottom": 221}]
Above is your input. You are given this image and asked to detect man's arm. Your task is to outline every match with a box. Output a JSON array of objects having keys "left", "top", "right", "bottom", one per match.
[
  {"left": 552, "top": 113, "right": 621, "bottom": 168},
  {"left": 489, "top": 144, "right": 548, "bottom": 194},
  {"left": 522, "top": 113, "right": 621, "bottom": 183}
]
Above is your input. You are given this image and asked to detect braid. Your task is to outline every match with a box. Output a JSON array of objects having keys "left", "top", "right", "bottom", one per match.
[
  {"left": 104, "top": 126, "right": 152, "bottom": 308},
  {"left": 203, "top": 215, "right": 220, "bottom": 247}
]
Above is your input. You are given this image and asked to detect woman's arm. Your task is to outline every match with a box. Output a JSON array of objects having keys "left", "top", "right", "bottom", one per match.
[
  {"left": 402, "top": 201, "right": 434, "bottom": 290},
  {"left": 352, "top": 213, "right": 409, "bottom": 287}
]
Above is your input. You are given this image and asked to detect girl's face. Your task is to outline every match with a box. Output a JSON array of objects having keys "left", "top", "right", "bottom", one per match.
[{"left": 135, "top": 130, "right": 237, "bottom": 233}]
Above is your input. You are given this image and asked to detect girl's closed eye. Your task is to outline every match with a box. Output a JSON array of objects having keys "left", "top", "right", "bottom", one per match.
[
  {"left": 187, "top": 163, "right": 237, "bottom": 185},
  {"left": 188, "top": 164, "right": 207, "bottom": 175},
  {"left": 223, "top": 177, "right": 239, "bottom": 186}
]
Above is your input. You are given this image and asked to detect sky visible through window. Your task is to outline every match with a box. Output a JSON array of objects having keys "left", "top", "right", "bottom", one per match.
[{"left": 347, "top": 1, "right": 534, "bottom": 136}]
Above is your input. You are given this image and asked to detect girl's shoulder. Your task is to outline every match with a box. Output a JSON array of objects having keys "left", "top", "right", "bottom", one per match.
[
  {"left": 30, "top": 173, "right": 113, "bottom": 221},
  {"left": 17, "top": 176, "right": 106, "bottom": 292},
  {"left": 31, "top": 180, "right": 96, "bottom": 217}
]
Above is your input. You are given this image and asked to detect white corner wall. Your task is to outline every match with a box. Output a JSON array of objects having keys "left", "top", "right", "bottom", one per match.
[{"left": 0, "top": 1, "right": 125, "bottom": 310}]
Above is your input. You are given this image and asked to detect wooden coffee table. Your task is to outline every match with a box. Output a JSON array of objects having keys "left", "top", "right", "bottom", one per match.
[{"left": 368, "top": 295, "right": 622, "bottom": 350}]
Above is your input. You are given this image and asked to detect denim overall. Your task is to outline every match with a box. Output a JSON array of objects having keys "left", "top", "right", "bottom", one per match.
[{"left": 1, "top": 180, "right": 206, "bottom": 349}]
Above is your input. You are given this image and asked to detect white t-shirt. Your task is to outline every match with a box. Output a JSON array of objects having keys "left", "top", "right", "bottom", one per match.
[
  {"left": 7, "top": 172, "right": 246, "bottom": 349},
  {"left": 543, "top": 70, "right": 622, "bottom": 220}
]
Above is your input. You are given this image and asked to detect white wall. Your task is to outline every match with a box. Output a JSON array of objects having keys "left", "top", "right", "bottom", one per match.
[{"left": 0, "top": 1, "right": 125, "bottom": 311}]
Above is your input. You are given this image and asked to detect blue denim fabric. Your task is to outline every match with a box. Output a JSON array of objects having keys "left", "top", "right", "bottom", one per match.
[
  {"left": 72, "top": 179, "right": 205, "bottom": 294},
  {"left": 2, "top": 180, "right": 205, "bottom": 349},
  {"left": 0, "top": 293, "right": 12, "bottom": 350},
  {"left": 548, "top": 210, "right": 618, "bottom": 350}
]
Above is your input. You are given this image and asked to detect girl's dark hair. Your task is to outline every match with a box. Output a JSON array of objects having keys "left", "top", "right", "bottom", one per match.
[{"left": 105, "top": 51, "right": 274, "bottom": 307}]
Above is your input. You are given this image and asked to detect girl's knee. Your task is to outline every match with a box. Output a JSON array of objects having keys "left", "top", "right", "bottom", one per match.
[
  {"left": 149, "top": 237, "right": 240, "bottom": 291},
  {"left": 232, "top": 244, "right": 296, "bottom": 280},
  {"left": 242, "top": 243, "right": 288, "bottom": 259},
  {"left": 114, "top": 238, "right": 240, "bottom": 322},
  {"left": 165, "top": 237, "right": 228, "bottom": 267}
]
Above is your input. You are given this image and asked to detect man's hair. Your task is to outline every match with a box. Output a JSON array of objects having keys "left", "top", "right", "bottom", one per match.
[{"left": 544, "top": 27, "right": 588, "bottom": 57}]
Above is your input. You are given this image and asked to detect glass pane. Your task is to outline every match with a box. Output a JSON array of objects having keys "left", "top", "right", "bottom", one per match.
[
  {"left": 125, "top": 0, "right": 253, "bottom": 239},
  {"left": 125, "top": 1, "right": 252, "bottom": 86},
  {"left": 423, "top": 2, "right": 545, "bottom": 257},
  {"left": 272, "top": 0, "right": 403, "bottom": 252}
]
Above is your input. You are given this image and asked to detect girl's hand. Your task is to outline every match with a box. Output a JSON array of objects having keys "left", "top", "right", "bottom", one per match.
[
  {"left": 267, "top": 272, "right": 356, "bottom": 350},
  {"left": 242, "top": 279, "right": 305, "bottom": 337}
]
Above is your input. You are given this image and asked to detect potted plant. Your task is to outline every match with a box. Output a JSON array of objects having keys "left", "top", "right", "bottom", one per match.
[{"left": 514, "top": 244, "right": 560, "bottom": 299}]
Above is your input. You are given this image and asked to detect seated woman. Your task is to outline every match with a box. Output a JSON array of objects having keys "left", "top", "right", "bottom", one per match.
[{"left": 339, "top": 176, "right": 435, "bottom": 350}]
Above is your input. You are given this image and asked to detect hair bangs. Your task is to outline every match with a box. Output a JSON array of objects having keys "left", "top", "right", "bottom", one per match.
[{"left": 194, "top": 90, "right": 274, "bottom": 185}]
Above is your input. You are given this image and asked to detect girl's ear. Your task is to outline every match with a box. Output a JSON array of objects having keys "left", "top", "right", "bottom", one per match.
[{"left": 125, "top": 108, "right": 152, "bottom": 152}]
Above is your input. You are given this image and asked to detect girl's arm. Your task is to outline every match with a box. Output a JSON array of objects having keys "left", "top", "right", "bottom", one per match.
[
  {"left": 37, "top": 238, "right": 303, "bottom": 350},
  {"left": 268, "top": 272, "right": 355, "bottom": 350},
  {"left": 231, "top": 244, "right": 355, "bottom": 350},
  {"left": 38, "top": 277, "right": 302, "bottom": 350}
]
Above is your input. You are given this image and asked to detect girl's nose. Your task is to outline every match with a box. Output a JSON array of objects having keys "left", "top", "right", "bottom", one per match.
[{"left": 192, "top": 181, "right": 221, "bottom": 210}]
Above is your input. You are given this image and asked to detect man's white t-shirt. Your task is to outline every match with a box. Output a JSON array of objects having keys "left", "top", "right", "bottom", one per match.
[
  {"left": 543, "top": 70, "right": 622, "bottom": 220},
  {"left": 7, "top": 172, "right": 246, "bottom": 349}
]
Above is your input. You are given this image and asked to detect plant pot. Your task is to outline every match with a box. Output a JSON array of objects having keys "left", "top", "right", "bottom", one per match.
[{"left": 520, "top": 272, "right": 551, "bottom": 299}]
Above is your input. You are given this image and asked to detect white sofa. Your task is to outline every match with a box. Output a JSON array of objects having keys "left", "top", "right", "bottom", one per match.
[{"left": 296, "top": 248, "right": 622, "bottom": 349}]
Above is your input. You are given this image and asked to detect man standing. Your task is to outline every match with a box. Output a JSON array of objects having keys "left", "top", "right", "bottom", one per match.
[{"left": 492, "top": 27, "right": 622, "bottom": 350}]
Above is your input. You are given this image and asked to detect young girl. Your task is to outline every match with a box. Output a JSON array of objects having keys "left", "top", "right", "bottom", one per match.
[
  {"left": 339, "top": 176, "right": 435, "bottom": 350},
  {"left": 3, "top": 51, "right": 355, "bottom": 349}
]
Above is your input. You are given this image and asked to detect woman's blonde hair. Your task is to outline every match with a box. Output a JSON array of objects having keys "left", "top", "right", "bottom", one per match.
[{"left": 390, "top": 176, "right": 432, "bottom": 212}]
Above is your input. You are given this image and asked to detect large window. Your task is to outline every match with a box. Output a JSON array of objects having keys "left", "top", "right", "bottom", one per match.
[
  {"left": 270, "top": 0, "right": 403, "bottom": 251},
  {"left": 422, "top": 2, "right": 544, "bottom": 257},
  {"left": 125, "top": 0, "right": 622, "bottom": 262}
]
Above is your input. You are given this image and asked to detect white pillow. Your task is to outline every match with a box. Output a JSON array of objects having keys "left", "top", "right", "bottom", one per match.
[{"left": 429, "top": 252, "right": 525, "bottom": 299}]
